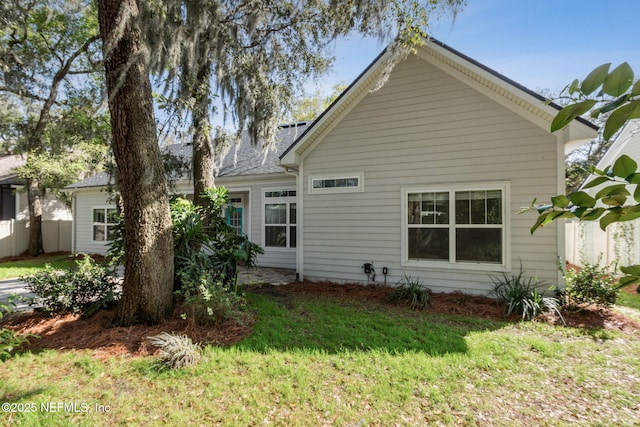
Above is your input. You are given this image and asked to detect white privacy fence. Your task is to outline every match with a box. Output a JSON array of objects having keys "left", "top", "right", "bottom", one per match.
[
  {"left": 565, "top": 220, "right": 639, "bottom": 268},
  {"left": 0, "top": 220, "right": 71, "bottom": 258}
]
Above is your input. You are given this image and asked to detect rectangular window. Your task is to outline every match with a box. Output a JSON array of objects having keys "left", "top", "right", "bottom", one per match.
[
  {"left": 309, "top": 172, "right": 364, "bottom": 194},
  {"left": 403, "top": 183, "right": 508, "bottom": 269},
  {"left": 264, "top": 190, "right": 296, "bottom": 248},
  {"left": 92, "top": 207, "right": 119, "bottom": 242}
]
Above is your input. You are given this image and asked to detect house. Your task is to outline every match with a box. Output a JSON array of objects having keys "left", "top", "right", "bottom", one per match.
[
  {"left": 65, "top": 123, "right": 308, "bottom": 269},
  {"left": 0, "top": 155, "right": 23, "bottom": 221},
  {"left": 566, "top": 120, "right": 640, "bottom": 268},
  {"left": 67, "top": 39, "right": 597, "bottom": 293},
  {"left": 0, "top": 154, "right": 72, "bottom": 257}
]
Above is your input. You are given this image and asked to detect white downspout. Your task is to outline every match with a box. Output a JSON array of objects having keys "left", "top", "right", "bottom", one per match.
[
  {"left": 283, "top": 165, "right": 303, "bottom": 281},
  {"left": 71, "top": 192, "right": 76, "bottom": 253},
  {"left": 557, "top": 129, "right": 570, "bottom": 286}
]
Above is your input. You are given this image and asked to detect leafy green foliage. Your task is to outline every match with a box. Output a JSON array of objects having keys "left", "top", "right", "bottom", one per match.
[
  {"left": 21, "top": 256, "right": 120, "bottom": 316},
  {"left": 552, "top": 62, "right": 639, "bottom": 140},
  {"left": 385, "top": 275, "right": 431, "bottom": 309},
  {"left": 148, "top": 332, "right": 202, "bottom": 370},
  {"left": 564, "top": 262, "right": 619, "bottom": 309},
  {"left": 528, "top": 154, "right": 640, "bottom": 286},
  {"left": 106, "top": 187, "right": 262, "bottom": 325},
  {"left": 171, "top": 188, "right": 259, "bottom": 325},
  {"left": 172, "top": 187, "right": 264, "bottom": 292},
  {"left": 0, "top": 296, "right": 37, "bottom": 361},
  {"left": 491, "top": 269, "right": 562, "bottom": 321},
  {"left": 289, "top": 83, "right": 348, "bottom": 122},
  {"left": 176, "top": 272, "right": 248, "bottom": 326}
]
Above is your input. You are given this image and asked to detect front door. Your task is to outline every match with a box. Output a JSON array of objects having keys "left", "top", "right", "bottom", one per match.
[{"left": 226, "top": 196, "right": 244, "bottom": 235}]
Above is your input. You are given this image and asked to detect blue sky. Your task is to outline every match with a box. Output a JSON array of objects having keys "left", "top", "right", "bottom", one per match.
[{"left": 320, "top": 0, "right": 640, "bottom": 97}]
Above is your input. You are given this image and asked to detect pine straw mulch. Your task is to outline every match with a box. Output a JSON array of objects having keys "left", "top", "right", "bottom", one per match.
[{"left": 3, "top": 281, "right": 640, "bottom": 360}]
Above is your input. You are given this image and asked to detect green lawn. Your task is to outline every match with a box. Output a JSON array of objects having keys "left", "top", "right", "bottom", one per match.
[
  {"left": 2, "top": 291, "right": 639, "bottom": 426},
  {"left": 0, "top": 254, "right": 78, "bottom": 280},
  {"left": 617, "top": 285, "right": 640, "bottom": 311}
]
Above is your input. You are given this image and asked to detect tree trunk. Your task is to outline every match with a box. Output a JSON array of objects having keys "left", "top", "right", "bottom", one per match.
[
  {"left": 25, "top": 177, "right": 43, "bottom": 256},
  {"left": 192, "top": 63, "right": 215, "bottom": 208},
  {"left": 186, "top": 3, "right": 215, "bottom": 208},
  {"left": 98, "top": 0, "right": 174, "bottom": 325}
]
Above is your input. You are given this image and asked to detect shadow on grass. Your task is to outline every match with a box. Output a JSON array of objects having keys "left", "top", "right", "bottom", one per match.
[
  {"left": 233, "top": 291, "right": 506, "bottom": 356},
  {"left": 0, "top": 387, "right": 49, "bottom": 403}
]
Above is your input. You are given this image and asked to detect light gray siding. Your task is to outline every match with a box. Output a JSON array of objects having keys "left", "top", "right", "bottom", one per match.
[
  {"left": 220, "top": 176, "right": 296, "bottom": 269},
  {"left": 300, "top": 55, "right": 561, "bottom": 294},
  {"left": 71, "top": 189, "right": 115, "bottom": 255},
  {"left": 71, "top": 176, "right": 297, "bottom": 269}
]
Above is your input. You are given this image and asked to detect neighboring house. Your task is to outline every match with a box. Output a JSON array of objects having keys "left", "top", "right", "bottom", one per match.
[
  {"left": 566, "top": 120, "right": 640, "bottom": 268},
  {"left": 0, "top": 154, "right": 72, "bottom": 257},
  {"left": 67, "top": 39, "right": 597, "bottom": 293},
  {"left": 0, "top": 155, "right": 23, "bottom": 220}
]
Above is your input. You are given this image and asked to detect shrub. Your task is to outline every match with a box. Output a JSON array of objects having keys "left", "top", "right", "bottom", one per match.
[
  {"left": 106, "top": 187, "right": 264, "bottom": 293},
  {"left": 176, "top": 272, "right": 247, "bottom": 325},
  {"left": 21, "top": 255, "right": 120, "bottom": 316},
  {"left": 564, "top": 261, "right": 619, "bottom": 309},
  {"left": 0, "top": 296, "right": 35, "bottom": 361},
  {"left": 491, "top": 269, "right": 562, "bottom": 321},
  {"left": 148, "top": 332, "right": 202, "bottom": 369},
  {"left": 386, "top": 275, "right": 431, "bottom": 309}
]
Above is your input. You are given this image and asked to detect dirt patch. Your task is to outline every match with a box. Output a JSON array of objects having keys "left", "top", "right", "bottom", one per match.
[{"left": 3, "top": 281, "right": 639, "bottom": 359}]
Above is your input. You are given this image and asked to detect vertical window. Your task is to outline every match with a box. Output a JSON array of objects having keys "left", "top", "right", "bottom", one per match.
[
  {"left": 226, "top": 197, "right": 244, "bottom": 235},
  {"left": 264, "top": 190, "right": 296, "bottom": 248},
  {"left": 404, "top": 185, "right": 506, "bottom": 267},
  {"left": 92, "top": 207, "right": 118, "bottom": 241},
  {"left": 454, "top": 190, "right": 502, "bottom": 263}
]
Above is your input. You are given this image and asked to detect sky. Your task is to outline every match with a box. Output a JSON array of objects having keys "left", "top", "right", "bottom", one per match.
[{"left": 316, "top": 0, "right": 640, "bottom": 98}]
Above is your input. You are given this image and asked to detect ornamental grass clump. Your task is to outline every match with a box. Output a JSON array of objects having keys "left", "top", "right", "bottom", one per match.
[
  {"left": 386, "top": 275, "right": 431, "bottom": 309},
  {"left": 148, "top": 332, "right": 202, "bottom": 369},
  {"left": 491, "top": 268, "right": 563, "bottom": 322}
]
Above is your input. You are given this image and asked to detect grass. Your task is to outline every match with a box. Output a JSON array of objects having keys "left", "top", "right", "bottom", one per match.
[
  {"left": 1, "top": 292, "right": 640, "bottom": 425},
  {"left": 0, "top": 254, "right": 78, "bottom": 280},
  {"left": 617, "top": 285, "right": 640, "bottom": 311}
]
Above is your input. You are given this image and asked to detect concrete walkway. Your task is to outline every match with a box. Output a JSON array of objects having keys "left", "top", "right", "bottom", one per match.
[
  {"left": 0, "top": 278, "right": 37, "bottom": 312},
  {"left": 237, "top": 266, "right": 296, "bottom": 286}
]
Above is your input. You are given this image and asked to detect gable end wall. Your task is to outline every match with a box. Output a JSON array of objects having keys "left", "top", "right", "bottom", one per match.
[{"left": 300, "top": 55, "right": 561, "bottom": 294}]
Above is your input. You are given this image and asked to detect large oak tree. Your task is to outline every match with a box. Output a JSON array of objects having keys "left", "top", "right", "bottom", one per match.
[
  {"left": 97, "top": 0, "right": 174, "bottom": 325},
  {"left": 97, "top": 0, "right": 463, "bottom": 325}
]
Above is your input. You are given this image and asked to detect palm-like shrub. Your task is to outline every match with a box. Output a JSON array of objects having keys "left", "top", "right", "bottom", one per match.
[{"left": 491, "top": 268, "right": 562, "bottom": 321}]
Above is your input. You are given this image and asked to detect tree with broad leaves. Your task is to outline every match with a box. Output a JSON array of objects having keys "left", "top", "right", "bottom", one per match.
[
  {"left": 0, "top": 0, "right": 104, "bottom": 256},
  {"left": 527, "top": 62, "right": 640, "bottom": 287}
]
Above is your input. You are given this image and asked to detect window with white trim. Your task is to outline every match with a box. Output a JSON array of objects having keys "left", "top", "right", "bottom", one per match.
[
  {"left": 403, "top": 183, "right": 508, "bottom": 268},
  {"left": 309, "top": 172, "right": 364, "bottom": 194},
  {"left": 92, "top": 207, "right": 119, "bottom": 242},
  {"left": 264, "top": 190, "right": 296, "bottom": 248}
]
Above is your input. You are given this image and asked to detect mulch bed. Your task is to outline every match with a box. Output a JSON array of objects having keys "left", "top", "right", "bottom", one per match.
[
  {"left": 0, "top": 252, "right": 105, "bottom": 264},
  {"left": 2, "top": 280, "right": 639, "bottom": 359},
  {"left": 2, "top": 305, "right": 254, "bottom": 360}
]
